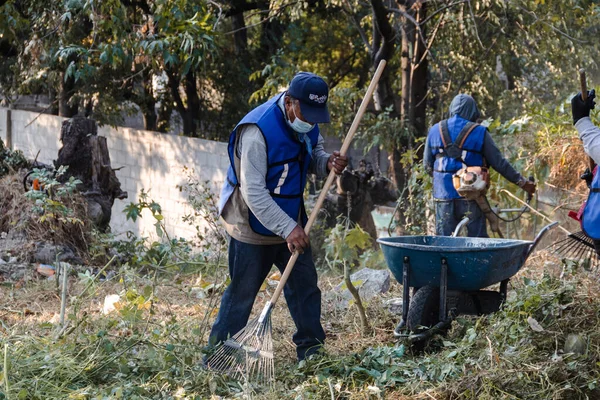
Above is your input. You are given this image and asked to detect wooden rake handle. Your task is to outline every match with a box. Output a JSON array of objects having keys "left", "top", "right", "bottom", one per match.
[
  {"left": 580, "top": 68, "right": 588, "bottom": 101},
  {"left": 269, "top": 60, "right": 387, "bottom": 306}
]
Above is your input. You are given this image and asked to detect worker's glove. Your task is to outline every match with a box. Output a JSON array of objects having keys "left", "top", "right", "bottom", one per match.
[
  {"left": 571, "top": 89, "right": 596, "bottom": 124},
  {"left": 517, "top": 177, "right": 536, "bottom": 196}
]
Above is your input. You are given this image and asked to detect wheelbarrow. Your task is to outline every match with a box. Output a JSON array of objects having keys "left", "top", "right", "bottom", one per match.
[{"left": 377, "top": 221, "right": 558, "bottom": 344}]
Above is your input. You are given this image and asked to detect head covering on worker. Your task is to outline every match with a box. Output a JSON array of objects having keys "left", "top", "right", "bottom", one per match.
[
  {"left": 449, "top": 94, "right": 480, "bottom": 122},
  {"left": 288, "top": 72, "right": 331, "bottom": 124}
]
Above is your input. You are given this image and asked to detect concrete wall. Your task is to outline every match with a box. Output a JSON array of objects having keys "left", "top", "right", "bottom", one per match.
[
  {"left": 1, "top": 108, "right": 389, "bottom": 240},
  {"left": 2, "top": 108, "right": 229, "bottom": 240},
  {"left": 11, "top": 110, "right": 64, "bottom": 162},
  {"left": 0, "top": 109, "right": 7, "bottom": 145}
]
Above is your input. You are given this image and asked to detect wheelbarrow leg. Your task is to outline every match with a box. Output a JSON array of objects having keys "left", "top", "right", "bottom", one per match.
[
  {"left": 393, "top": 256, "right": 411, "bottom": 337},
  {"left": 402, "top": 256, "right": 410, "bottom": 322},
  {"left": 439, "top": 258, "right": 448, "bottom": 322},
  {"left": 499, "top": 278, "right": 509, "bottom": 303}
]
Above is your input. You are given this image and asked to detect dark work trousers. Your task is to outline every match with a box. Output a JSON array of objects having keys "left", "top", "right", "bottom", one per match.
[
  {"left": 435, "top": 198, "right": 489, "bottom": 238},
  {"left": 208, "top": 237, "right": 325, "bottom": 360}
]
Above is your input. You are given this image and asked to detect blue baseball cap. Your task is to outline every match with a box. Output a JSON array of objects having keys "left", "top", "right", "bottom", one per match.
[{"left": 287, "top": 72, "right": 331, "bottom": 124}]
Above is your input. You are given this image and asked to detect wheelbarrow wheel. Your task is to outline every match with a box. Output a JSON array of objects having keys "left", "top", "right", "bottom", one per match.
[{"left": 406, "top": 285, "right": 440, "bottom": 332}]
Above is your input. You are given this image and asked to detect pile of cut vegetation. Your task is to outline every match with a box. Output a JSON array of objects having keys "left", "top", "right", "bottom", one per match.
[
  {"left": 0, "top": 155, "right": 91, "bottom": 264},
  {"left": 1, "top": 259, "right": 598, "bottom": 399},
  {"left": 292, "top": 265, "right": 600, "bottom": 399}
]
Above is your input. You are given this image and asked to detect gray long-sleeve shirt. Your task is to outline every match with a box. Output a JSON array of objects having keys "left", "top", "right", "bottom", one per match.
[
  {"left": 575, "top": 117, "right": 600, "bottom": 164},
  {"left": 235, "top": 96, "right": 330, "bottom": 240},
  {"left": 423, "top": 128, "right": 523, "bottom": 184}
]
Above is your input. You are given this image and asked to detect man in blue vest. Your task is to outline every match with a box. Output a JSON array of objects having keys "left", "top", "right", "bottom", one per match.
[
  {"left": 571, "top": 89, "right": 600, "bottom": 255},
  {"left": 423, "top": 94, "right": 536, "bottom": 237},
  {"left": 209, "top": 72, "right": 348, "bottom": 360}
]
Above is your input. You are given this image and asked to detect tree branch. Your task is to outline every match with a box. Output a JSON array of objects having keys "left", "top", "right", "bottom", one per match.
[
  {"left": 222, "top": 1, "right": 301, "bottom": 35},
  {"left": 166, "top": 69, "right": 186, "bottom": 116},
  {"left": 520, "top": 7, "right": 586, "bottom": 44},
  {"left": 370, "top": 0, "right": 396, "bottom": 63},
  {"left": 223, "top": 1, "right": 259, "bottom": 17},
  {"left": 388, "top": 7, "right": 427, "bottom": 49},
  {"left": 413, "top": 5, "right": 444, "bottom": 70},
  {"left": 342, "top": 0, "right": 372, "bottom": 54},
  {"left": 467, "top": 0, "right": 484, "bottom": 48},
  {"left": 418, "top": 0, "right": 468, "bottom": 27}
]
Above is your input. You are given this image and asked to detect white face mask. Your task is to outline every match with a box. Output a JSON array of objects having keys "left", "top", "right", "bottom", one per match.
[{"left": 288, "top": 105, "right": 314, "bottom": 134}]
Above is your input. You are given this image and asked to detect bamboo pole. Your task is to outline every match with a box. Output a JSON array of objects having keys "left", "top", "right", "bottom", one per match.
[{"left": 499, "top": 189, "right": 570, "bottom": 235}]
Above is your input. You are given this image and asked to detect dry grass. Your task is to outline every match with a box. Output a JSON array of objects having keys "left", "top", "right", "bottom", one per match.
[
  {"left": 538, "top": 136, "right": 591, "bottom": 195},
  {"left": 3, "top": 250, "right": 598, "bottom": 399},
  {"left": 0, "top": 174, "right": 29, "bottom": 238},
  {"left": 0, "top": 171, "right": 92, "bottom": 263}
]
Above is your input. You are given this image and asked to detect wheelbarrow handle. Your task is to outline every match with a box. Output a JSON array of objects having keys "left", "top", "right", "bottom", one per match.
[
  {"left": 526, "top": 221, "right": 559, "bottom": 259},
  {"left": 452, "top": 217, "right": 470, "bottom": 237}
]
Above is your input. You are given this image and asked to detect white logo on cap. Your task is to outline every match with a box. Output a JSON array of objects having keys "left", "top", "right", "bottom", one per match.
[{"left": 309, "top": 94, "right": 327, "bottom": 104}]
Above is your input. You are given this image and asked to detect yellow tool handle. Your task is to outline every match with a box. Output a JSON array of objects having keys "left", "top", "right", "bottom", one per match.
[{"left": 580, "top": 68, "right": 588, "bottom": 101}]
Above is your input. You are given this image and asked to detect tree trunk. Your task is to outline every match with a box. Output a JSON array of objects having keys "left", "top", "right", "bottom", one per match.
[
  {"left": 323, "top": 161, "right": 397, "bottom": 241},
  {"left": 140, "top": 69, "right": 157, "bottom": 131},
  {"left": 167, "top": 69, "right": 195, "bottom": 136},
  {"left": 184, "top": 71, "right": 200, "bottom": 136},
  {"left": 59, "top": 70, "right": 78, "bottom": 117},
  {"left": 411, "top": 1, "right": 428, "bottom": 138},
  {"left": 369, "top": 0, "right": 402, "bottom": 235},
  {"left": 232, "top": 13, "right": 248, "bottom": 58},
  {"left": 392, "top": 0, "right": 429, "bottom": 233},
  {"left": 156, "top": 96, "right": 172, "bottom": 133},
  {"left": 259, "top": 13, "right": 285, "bottom": 61},
  {"left": 55, "top": 116, "right": 127, "bottom": 232}
]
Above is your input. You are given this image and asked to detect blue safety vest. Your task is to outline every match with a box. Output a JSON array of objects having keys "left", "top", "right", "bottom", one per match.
[
  {"left": 428, "top": 115, "right": 486, "bottom": 199},
  {"left": 582, "top": 167, "right": 600, "bottom": 240},
  {"left": 218, "top": 93, "right": 320, "bottom": 236}
]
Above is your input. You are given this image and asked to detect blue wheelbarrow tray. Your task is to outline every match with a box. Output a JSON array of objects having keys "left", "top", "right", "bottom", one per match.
[
  {"left": 377, "top": 222, "right": 558, "bottom": 292},
  {"left": 378, "top": 236, "right": 531, "bottom": 291}
]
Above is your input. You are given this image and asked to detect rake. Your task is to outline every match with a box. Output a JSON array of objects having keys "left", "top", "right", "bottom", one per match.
[
  {"left": 551, "top": 230, "right": 599, "bottom": 269},
  {"left": 204, "top": 59, "right": 387, "bottom": 384}
]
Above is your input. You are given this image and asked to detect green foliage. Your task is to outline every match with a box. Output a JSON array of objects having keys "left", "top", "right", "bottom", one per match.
[
  {"left": 142, "top": 0, "right": 215, "bottom": 75},
  {"left": 122, "top": 190, "right": 197, "bottom": 271},
  {"left": 24, "top": 166, "right": 83, "bottom": 228},
  {"left": 120, "top": 188, "right": 226, "bottom": 275},
  {"left": 2, "top": 0, "right": 597, "bottom": 145},
  {"left": 124, "top": 189, "right": 165, "bottom": 238},
  {"left": 0, "top": 140, "right": 29, "bottom": 178},
  {"left": 323, "top": 222, "right": 384, "bottom": 272},
  {"left": 176, "top": 167, "right": 227, "bottom": 258},
  {"left": 291, "top": 270, "right": 600, "bottom": 398},
  {"left": 392, "top": 139, "right": 433, "bottom": 235}
]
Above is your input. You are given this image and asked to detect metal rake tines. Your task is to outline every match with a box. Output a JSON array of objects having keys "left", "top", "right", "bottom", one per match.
[
  {"left": 551, "top": 231, "right": 599, "bottom": 268},
  {"left": 205, "top": 315, "right": 275, "bottom": 385}
]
